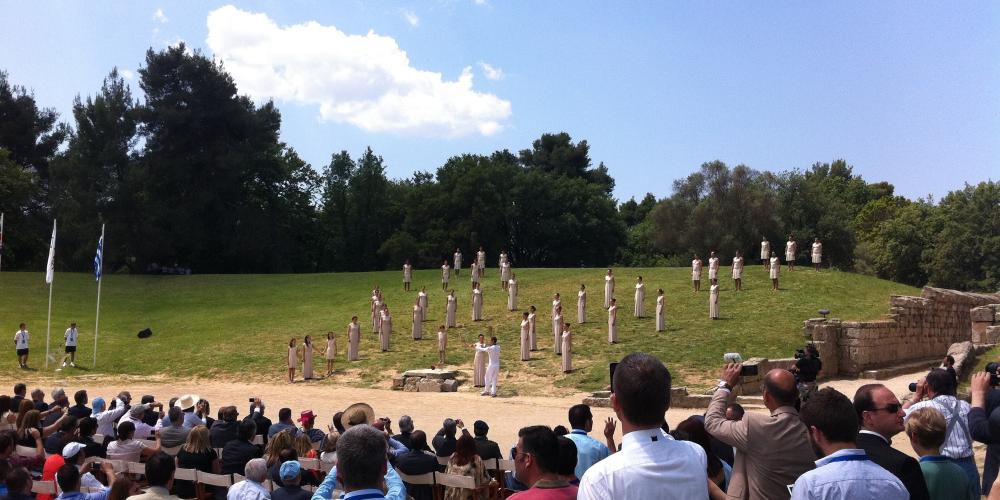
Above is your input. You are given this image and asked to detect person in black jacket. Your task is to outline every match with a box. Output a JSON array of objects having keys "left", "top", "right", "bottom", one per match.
[
  {"left": 970, "top": 370, "right": 1000, "bottom": 494},
  {"left": 210, "top": 406, "right": 240, "bottom": 448},
  {"left": 854, "top": 384, "right": 930, "bottom": 500},
  {"left": 394, "top": 431, "right": 444, "bottom": 500},
  {"left": 472, "top": 420, "right": 502, "bottom": 463},
  {"left": 245, "top": 398, "right": 272, "bottom": 446},
  {"left": 221, "top": 419, "right": 263, "bottom": 474}
]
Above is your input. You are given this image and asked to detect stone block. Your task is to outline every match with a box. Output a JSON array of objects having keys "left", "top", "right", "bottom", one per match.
[
  {"left": 403, "top": 378, "right": 420, "bottom": 392},
  {"left": 987, "top": 326, "right": 1000, "bottom": 344},
  {"left": 441, "top": 379, "right": 459, "bottom": 392},
  {"left": 403, "top": 369, "right": 457, "bottom": 379},
  {"left": 971, "top": 306, "right": 997, "bottom": 323},
  {"left": 392, "top": 378, "right": 405, "bottom": 390},
  {"left": 582, "top": 396, "right": 611, "bottom": 408},
  {"left": 417, "top": 379, "right": 442, "bottom": 392}
]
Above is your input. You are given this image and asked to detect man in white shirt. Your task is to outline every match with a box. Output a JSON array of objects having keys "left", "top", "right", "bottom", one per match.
[
  {"left": 791, "top": 387, "right": 907, "bottom": 500},
  {"left": 118, "top": 402, "right": 161, "bottom": 439},
  {"left": 578, "top": 353, "right": 708, "bottom": 500},
  {"left": 474, "top": 337, "right": 501, "bottom": 398},
  {"left": 903, "top": 367, "right": 978, "bottom": 495},
  {"left": 14, "top": 323, "right": 29, "bottom": 369},
  {"left": 60, "top": 322, "right": 78, "bottom": 369}
]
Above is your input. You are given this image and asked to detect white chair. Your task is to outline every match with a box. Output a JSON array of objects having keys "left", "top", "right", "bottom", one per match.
[
  {"left": 127, "top": 461, "right": 146, "bottom": 475},
  {"left": 197, "top": 471, "right": 233, "bottom": 488},
  {"left": 397, "top": 471, "right": 435, "bottom": 486},
  {"left": 299, "top": 457, "right": 320, "bottom": 471},
  {"left": 232, "top": 473, "right": 245, "bottom": 483},
  {"left": 92, "top": 433, "right": 105, "bottom": 443},
  {"left": 15, "top": 445, "right": 39, "bottom": 457},
  {"left": 30, "top": 481, "right": 57, "bottom": 495},
  {"left": 161, "top": 445, "right": 181, "bottom": 456},
  {"left": 174, "top": 468, "right": 198, "bottom": 482},
  {"left": 320, "top": 461, "right": 335, "bottom": 473},
  {"left": 437, "top": 456, "right": 450, "bottom": 466},
  {"left": 251, "top": 435, "right": 264, "bottom": 445}
]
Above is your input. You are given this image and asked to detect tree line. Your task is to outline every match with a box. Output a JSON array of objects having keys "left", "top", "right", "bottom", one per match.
[{"left": 1, "top": 44, "right": 996, "bottom": 291}]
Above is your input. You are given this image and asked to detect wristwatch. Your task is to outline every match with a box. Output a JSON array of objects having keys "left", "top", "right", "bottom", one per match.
[{"left": 717, "top": 380, "right": 733, "bottom": 391}]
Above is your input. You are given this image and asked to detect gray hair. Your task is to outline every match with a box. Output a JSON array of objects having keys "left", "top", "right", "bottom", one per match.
[
  {"left": 52, "top": 387, "right": 66, "bottom": 399},
  {"left": 244, "top": 458, "right": 268, "bottom": 483},
  {"left": 337, "top": 425, "right": 387, "bottom": 490}
]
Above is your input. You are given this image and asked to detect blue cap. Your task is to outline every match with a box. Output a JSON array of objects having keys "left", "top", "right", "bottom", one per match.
[
  {"left": 91, "top": 397, "right": 106, "bottom": 413},
  {"left": 279, "top": 460, "right": 301, "bottom": 480}
]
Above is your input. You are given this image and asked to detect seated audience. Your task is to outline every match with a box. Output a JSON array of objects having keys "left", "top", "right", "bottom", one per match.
[
  {"left": 227, "top": 458, "right": 270, "bottom": 500},
  {"left": 176, "top": 425, "right": 219, "bottom": 499},
  {"left": 106, "top": 421, "right": 160, "bottom": 462},
  {"left": 297, "top": 411, "right": 324, "bottom": 444},
  {"left": 127, "top": 452, "right": 178, "bottom": 500},
  {"left": 210, "top": 406, "right": 240, "bottom": 448},
  {"left": 222, "top": 420, "right": 263, "bottom": 475},
  {"left": 271, "top": 461, "right": 310, "bottom": 500},
  {"left": 392, "top": 416, "right": 414, "bottom": 450},
  {"left": 67, "top": 391, "right": 91, "bottom": 420},
  {"left": 268, "top": 409, "right": 296, "bottom": 439},
  {"left": 4, "top": 466, "right": 34, "bottom": 500},
  {"left": 159, "top": 407, "right": 190, "bottom": 448},
  {"left": 394, "top": 430, "right": 444, "bottom": 500},
  {"left": 444, "top": 434, "right": 490, "bottom": 500}
]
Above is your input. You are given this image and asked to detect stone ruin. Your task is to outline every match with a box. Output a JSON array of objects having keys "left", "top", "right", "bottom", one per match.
[{"left": 392, "top": 368, "right": 460, "bottom": 393}]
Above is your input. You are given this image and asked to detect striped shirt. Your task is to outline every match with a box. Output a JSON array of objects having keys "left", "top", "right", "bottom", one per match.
[{"left": 905, "top": 395, "right": 972, "bottom": 458}]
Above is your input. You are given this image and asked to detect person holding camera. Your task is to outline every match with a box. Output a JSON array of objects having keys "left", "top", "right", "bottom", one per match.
[
  {"left": 790, "top": 345, "right": 822, "bottom": 402},
  {"left": 970, "top": 366, "right": 1000, "bottom": 495},
  {"left": 902, "top": 368, "right": 978, "bottom": 497}
]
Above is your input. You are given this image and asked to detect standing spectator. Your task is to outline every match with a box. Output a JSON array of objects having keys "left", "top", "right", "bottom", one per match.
[
  {"left": 127, "top": 452, "right": 178, "bottom": 500},
  {"left": 298, "top": 411, "right": 324, "bottom": 443},
  {"left": 904, "top": 407, "right": 975, "bottom": 500},
  {"left": 971, "top": 370, "right": 1000, "bottom": 495},
  {"left": 790, "top": 345, "right": 822, "bottom": 402},
  {"left": 443, "top": 434, "right": 490, "bottom": 500},
  {"left": 903, "top": 368, "right": 978, "bottom": 496},
  {"left": 221, "top": 420, "right": 263, "bottom": 475},
  {"left": 564, "top": 404, "right": 610, "bottom": 480},
  {"left": 704, "top": 364, "right": 815, "bottom": 500},
  {"left": 67, "top": 391, "right": 91, "bottom": 419},
  {"left": 176, "top": 426, "right": 218, "bottom": 499},
  {"left": 791, "top": 388, "right": 907, "bottom": 500},
  {"left": 941, "top": 356, "right": 958, "bottom": 388},
  {"left": 13, "top": 323, "right": 29, "bottom": 369},
  {"left": 392, "top": 416, "right": 414, "bottom": 450},
  {"left": 578, "top": 353, "right": 708, "bottom": 500},
  {"left": 555, "top": 436, "right": 578, "bottom": 484},
  {"left": 394, "top": 430, "right": 443, "bottom": 500},
  {"left": 211, "top": 406, "right": 240, "bottom": 448},
  {"left": 227, "top": 458, "right": 270, "bottom": 500},
  {"left": 268, "top": 408, "right": 297, "bottom": 438},
  {"left": 272, "top": 461, "right": 310, "bottom": 500},
  {"left": 159, "top": 407, "right": 190, "bottom": 448},
  {"left": 471, "top": 420, "right": 502, "bottom": 464},
  {"left": 509, "top": 426, "right": 578, "bottom": 499},
  {"left": 853, "top": 384, "right": 930, "bottom": 500}
]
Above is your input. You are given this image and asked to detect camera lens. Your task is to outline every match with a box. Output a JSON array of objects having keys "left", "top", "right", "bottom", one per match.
[{"left": 908, "top": 382, "right": 917, "bottom": 392}]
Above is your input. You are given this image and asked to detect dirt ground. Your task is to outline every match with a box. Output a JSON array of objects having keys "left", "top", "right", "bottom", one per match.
[{"left": 9, "top": 368, "right": 983, "bottom": 469}]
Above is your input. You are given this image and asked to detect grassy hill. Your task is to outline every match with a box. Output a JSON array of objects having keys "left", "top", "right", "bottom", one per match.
[{"left": 0, "top": 266, "right": 919, "bottom": 394}]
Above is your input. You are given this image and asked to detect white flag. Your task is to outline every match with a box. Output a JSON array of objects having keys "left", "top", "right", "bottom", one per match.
[{"left": 45, "top": 220, "right": 56, "bottom": 284}]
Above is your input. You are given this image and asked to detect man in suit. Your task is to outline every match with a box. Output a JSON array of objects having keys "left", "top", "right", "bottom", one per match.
[
  {"left": 853, "top": 384, "right": 930, "bottom": 500},
  {"left": 704, "top": 364, "right": 815, "bottom": 500},
  {"left": 394, "top": 430, "right": 444, "bottom": 500},
  {"left": 472, "top": 420, "right": 503, "bottom": 463}
]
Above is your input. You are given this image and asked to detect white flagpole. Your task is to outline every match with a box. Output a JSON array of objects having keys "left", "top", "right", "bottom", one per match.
[
  {"left": 45, "top": 219, "right": 56, "bottom": 369},
  {"left": 0, "top": 212, "right": 5, "bottom": 273},
  {"left": 93, "top": 224, "right": 104, "bottom": 368}
]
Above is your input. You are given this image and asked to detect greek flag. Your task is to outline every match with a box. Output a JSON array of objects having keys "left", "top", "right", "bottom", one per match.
[{"left": 94, "top": 234, "right": 103, "bottom": 281}]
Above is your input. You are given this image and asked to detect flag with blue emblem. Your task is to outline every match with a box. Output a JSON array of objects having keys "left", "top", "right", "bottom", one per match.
[{"left": 94, "top": 234, "right": 103, "bottom": 281}]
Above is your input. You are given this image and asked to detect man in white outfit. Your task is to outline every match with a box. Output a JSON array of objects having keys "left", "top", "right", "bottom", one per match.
[{"left": 474, "top": 336, "right": 501, "bottom": 397}]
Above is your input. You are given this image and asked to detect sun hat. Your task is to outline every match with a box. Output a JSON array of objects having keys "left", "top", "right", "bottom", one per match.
[
  {"left": 174, "top": 395, "right": 200, "bottom": 410},
  {"left": 340, "top": 403, "right": 375, "bottom": 430},
  {"left": 297, "top": 410, "right": 315, "bottom": 424}
]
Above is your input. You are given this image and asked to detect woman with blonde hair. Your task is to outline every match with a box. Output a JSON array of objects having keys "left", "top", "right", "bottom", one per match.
[
  {"left": 319, "top": 432, "right": 339, "bottom": 464},
  {"left": 176, "top": 425, "right": 219, "bottom": 498},
  {"left": 295, "top": 433, "right": 317, "bottom": 459},
  {"left": 264, "top": 429, "right": 297, "bottom": 466}
]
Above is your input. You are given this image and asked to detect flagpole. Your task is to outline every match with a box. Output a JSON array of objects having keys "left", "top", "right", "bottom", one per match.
[
  {"left": 93, "top": 224, "right": 104, "bottom": 369},
  {"left": 0, "top": 212, "right": 5, "bottom": 274}
]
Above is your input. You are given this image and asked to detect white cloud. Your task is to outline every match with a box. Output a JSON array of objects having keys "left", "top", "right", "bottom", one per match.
[
  {"left": 120, "top": 69, "right": 135, "bottom": 80},
  {"left": 205, "top": 5, "right": 511, "bottom": 138},
  {"left": 473, "top": 0, "right": 488, "bottom": 5},
  {"left": 478, "top": 62, "right": 503, "bottom": 81},
  {"left": 401, "top": 9, "right": 420, "bottom": 27},
  {"left": 153, "top": 8, "right": 168, "bottom": 23}
]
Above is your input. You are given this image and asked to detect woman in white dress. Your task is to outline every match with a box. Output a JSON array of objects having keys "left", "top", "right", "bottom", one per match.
[
  {"left": 453, "top": 249, "right": 462, "bottom": 276},
  {"left": 732, "top": 251, "right": 744, "bottom": 292},
  {"left": 373, "top": 296, "right": 383, "bottom": 334},
  {"left": 302, "top": 335, "right": 317, "bottom": 380},
  {"left": 770, "top": 252, "right": 781, "bottom": 291},
  {"left": 577, "top": 284, "right": 586, "bottom": 323},
  {"left": 785, "top": 236, "right": 797, "bottom": 271},
  {"left": 500, "top": 260, "right": 512, "bottom": 291},
  {"left": 371, "top": 291, "right": 381, "bottom": 332},
  {"left": 552, "top": 293, "right": 562, "bottom": 318},
  {"left": 287, "top": 338, "right": 298, "bottom": 383},
  {"left": 446, "top": 290, "right": 457, "bottom": 328},
  {"left": 477, "top": 247, "right": 487, "bottom": 278},
  {"left": 412, "top": 300, "right": 423, "bottom": 339},
  {"left": 761, "top": 237, "right": 771, "bottom": 269},
  {"left": 418, "top": 287, "right": 428, "bottom": 322},
  {"left": 380, "top": 306, "right": 392, "bottom": 352},
  {"left": 812, "top": 238, "right": 823, "bottom": 270},
  {"left": 471, "top": 261, "right": 480, "bottom": 286},
  {"left": 347, "top": 317, "right": 360, "bottom": 361},
  {"left": 608, "top": 298, "right": 618, "bottom": 344},
  {"left": 604, "top": 269, "right": 614, "bottom": 308},
  {"left": 552, "top": 306, "right": 563, "bottom": 355},
  {"left": 709, "top": 284, "right": 720, "bottom": 319},
  {"left": 561, "top": 323, "right": 572, "bottom": 373},
  {"left": 472, "top": 283, "right": 484, "bottom": 321},
  {"left": 692, "top": 255, "right": 703, "bottom": 292},
  {"left": 473, "top": 334, "right": 486, "bottom": 387},
  {"left": 708, "top": 251, "right": 720, "bottom": 286},
  {"left": 324, "top": 332, "right": 337, "bottom": 376},
  {"left": 437, "top": 325, "right": 447, "bottom": 365},
  {"left": 655, "top": 289, "right": 665, "bottom": 332},
  {"left": 507, "top": 274, "right": 517, "bottom": 311},
  {"left": 498, "top": 251, "right": 508, "bottom": 283},
  {"left": 441, "top": 261, "right": 450, "bottom": 290},
  {"left": 634, "top": 276, "right": 646, "bottom": 317},
  {"left": 528, "top": 306, "right": 538, "bottom": 351},
  {"left": 519, "top": 312, "right": 531, "bottom": 361},
  {"left": 403, "top": 260, "right": 412, "bottom": 291}
]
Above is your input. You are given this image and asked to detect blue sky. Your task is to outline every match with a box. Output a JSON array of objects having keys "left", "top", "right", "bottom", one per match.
[{"left": 2, "top": 1, "right": 998, "bottom": 203}]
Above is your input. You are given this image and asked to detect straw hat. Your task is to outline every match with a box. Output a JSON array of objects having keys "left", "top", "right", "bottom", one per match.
[
  {"left": 174, "top": 394, "right": 201, "bottom": 410},
  {"left": 340, "top": 403, "right": 375, "bottom": 430}
]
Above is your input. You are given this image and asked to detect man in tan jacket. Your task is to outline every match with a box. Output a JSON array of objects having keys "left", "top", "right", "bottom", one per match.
[{"left": 704, "top": 364, "right": 815, "bottom": 500}]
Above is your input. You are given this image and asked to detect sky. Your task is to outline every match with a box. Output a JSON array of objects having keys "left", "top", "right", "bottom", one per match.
[{"left": 2, "top": 1, "right": 998, "bottom": 203}]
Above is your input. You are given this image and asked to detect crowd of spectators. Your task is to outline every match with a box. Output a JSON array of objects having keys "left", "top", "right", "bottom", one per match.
[{"left": 0, "top": 353, "right": 996, "bottom": 500}]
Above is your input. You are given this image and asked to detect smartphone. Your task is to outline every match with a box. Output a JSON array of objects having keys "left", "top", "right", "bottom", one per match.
[
  {"left": 740, "top": 365, "right": 759, "bottom": 377},
  {"left": 609, "top": 362, "right": 619, "bottom": 387},
  {"left": 248, "top": 398, "right": 255, "bottom": 403}
]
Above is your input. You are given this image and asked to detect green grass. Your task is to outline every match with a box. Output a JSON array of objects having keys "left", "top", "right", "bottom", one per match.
[{"left": 0, "top": 266, "right": 919, "bottom": 393}]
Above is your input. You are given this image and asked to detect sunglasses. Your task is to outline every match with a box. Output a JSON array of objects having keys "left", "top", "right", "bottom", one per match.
[{"left": 868, "top": 403, "right": 902, "bottom": 413}]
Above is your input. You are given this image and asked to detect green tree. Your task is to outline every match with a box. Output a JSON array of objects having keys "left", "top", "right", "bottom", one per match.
[{"left": 924, "top": 181, "right": 1000, "bottom": 290}]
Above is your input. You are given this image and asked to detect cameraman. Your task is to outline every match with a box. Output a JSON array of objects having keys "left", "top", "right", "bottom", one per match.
[
  {"left": 970, "top": 363, "right": 1000, "bottom": 495},
  {"left": 790, "top": 345, "right": 822, "bottom": 402},
  {"left": 903, "top": 368, "right": 978, "bottom": 497}
]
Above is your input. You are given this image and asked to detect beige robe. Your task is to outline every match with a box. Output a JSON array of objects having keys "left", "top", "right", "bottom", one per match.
[
  {"left": 325, "top": 338, "right": 337, "bottom": 360},
  {"left": 379, "top": 312, "right": 391, "bottom": 351},
  {"left": 418, "top": 292, "right": 428, "bottom": 321},
  {"left": 812, "top": 242, "right": 823, "bottom": 263},
  {"left": 608, "top": 305, "right": 618, "bottom": 343},
  {"left": 519, "top": 320, "right": 530, "bottom": 361},
  {"left": 473, "top": 342, "right": 486, "bottom": 387},
  {"left": 528, "top": 313, "right": 537, "bottom": 350},
  {"left": 347, "top": 322, "right": 360, "bottom": 361},
  {"left": 446, "top": 295, "right": 457, "bottom": 328},
  {"left": 437, "top": 329, "right": 447, "bottom": 364},
  {"left": 708, "top": 257, "right": 719, "bottom": 280},
  {"left": 577, "top": 291, "right": 586, "bottom": 323},
  {"left": 656, "top": 295, "right": 665, "bottom": 332},
  {"left": 507, "top": 280, "right": 517, "bottom": 311},
  {"left": 472, "top": 289, "right": 483, "bottom": 321},
  {"left": 412, "top": 305, "right": 422, "bottom": 339},
  {"left": 303, "top": 341, "right": 314, "bottom": 379},
  {"left": 732, "top": 257, "right": 743, "bottom": 280},
  {"left": 604, "top": 276, "right": 614, "bottom": 308},
  {"left": 403, "top": 264, "right": 412, "bottom": 283},
  {"left": 634, "top": 283, "right": 645, "bottom": 317},
  {"left": 552, "top": 314, "right": 563, "bottom": 354},
  {"left": 709, "top": 285, "right": 720, "bottom": 319},
  {"left": 561, "top": 331, "right": 572, "bottom": 372}
]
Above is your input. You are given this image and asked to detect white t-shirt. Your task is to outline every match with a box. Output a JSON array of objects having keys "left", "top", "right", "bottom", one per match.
[
  {"left": 65, "top": 327, "right": 78, "bottom": 347},
  {"left": 477, "top": 344, "right": 501, "bottom": 366},
  {"left": 14, "top": 330, "right": 29, "bottom": 349}
]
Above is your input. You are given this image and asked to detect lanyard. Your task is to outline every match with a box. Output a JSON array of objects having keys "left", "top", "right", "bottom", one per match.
[
  {"left": 919, "top": 455, "right": 950, "bottom": 463},
  {"left": 825, "top": 454, "right": 868, "bottom": 464}
]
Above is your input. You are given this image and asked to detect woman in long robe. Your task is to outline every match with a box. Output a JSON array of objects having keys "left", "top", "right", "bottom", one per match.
[
  {"left": 302, "top": 335, "right": 316, "bottom": 380},
  {"left": 287, "top": 338, "right": 298, "bottom": 383},
  {"left": 561, "top": 324, "right": 572, "bottom": 373},
  {"left": 552, "top": 306, "right": 563, "bottom": 355},
  {"left": 691, "top": 256, "right": 703, "bottom": 292},
  {"left": 761, "top": 237, "right": 771, "bottom": 269},
  {"left": 604, "top": 269, "right": 614, "bottom": 308},
  {"left": 507, "top": 275, "right": 518, "bottom": 311},
  {"left": 528, "top": 306, "right": 538, "bottom": 351},
  {"left": 709, "top": 284, "right": 720, "bottom": 319},
  {"left": 437, "top": 326, "right": 447, "bottom": 365},
  {"left": 770, "top": 252, "right": 781, "bottom": 291},
  {"left": 324, "top": 332, "right": 337, "bottom": 376},
  {"left": 403, "top": 261, "right": 412, "bottom": 291},
  {"left": 519, "top": 312, "right": 530, "bottom": 361},
  {"left": 412, "top": 301, "right": 423, "bottom": 339},
  {"left": 812, "top": 238, "right": 823, "bottom": 270},
  {"left": 708, "top": 251, "right": 720, "bottom": 285},
  {"left": 634, "top": 276, "right": 646, "bottom": 317},
  {"left": 785, "top": 236, "right": 797, "bottom": 271},
  {"left": 380, "top": 306, "right": 392, "bottom": 351},
  {"left": 473, "top": 334, "right": 486, "bottom": 387},
  {"left": 418, "top": 287, "right": 428, "bottom": 322},
  {"left": 441, "top": 261, "right": 451, "bottom": 290},
  {"left": 577, "top": 284, "right": 587, "bottom": 323},
  {"left": 472, "top": 283, "right": 484, "bottom": 321},
  {"left": 608, "top": 299, "right": 618, "bottom": 343},
  {"left": 446, "top": 290, "right": 457, "bottom": 328},
  {"left": 655, "top": 289, "right": 665, "bottom": 332},
  {"left": 347, "top": 317, "right": 360, "bottom": 361},
  {"left": 732, "top": 251, "right": 744, "bottom": 292}
]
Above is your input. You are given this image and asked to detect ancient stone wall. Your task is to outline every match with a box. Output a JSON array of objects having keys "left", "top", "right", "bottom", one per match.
[
  {"left": 972, "top": 304, "right": 1000, "bottom": 344},
  {"left": 804, "top": 287, "right": 1000, "bottom": 376}
]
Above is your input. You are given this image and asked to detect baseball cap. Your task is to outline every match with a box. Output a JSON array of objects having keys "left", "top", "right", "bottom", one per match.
[
  {"left": 279, "top": 460, "right": 301, "bottom": 480},
  {"left": 62, "top": 442, "right": 86, "bottom": 460}
]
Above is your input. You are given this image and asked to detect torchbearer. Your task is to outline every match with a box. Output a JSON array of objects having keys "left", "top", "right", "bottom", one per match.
[
  {"left": 692, "top": 255, "right": 703, "bottom": 292},
  {"left": 473, "top": 337, "right": 501, "bottom": 397}
]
